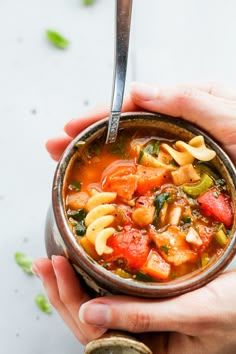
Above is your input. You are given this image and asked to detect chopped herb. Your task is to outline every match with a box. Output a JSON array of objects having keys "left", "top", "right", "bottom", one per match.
[
  {"left": 213, "top": 190, "right": 220, "bottom": 198},
  {"left": 138, "top": 149, "right": 144, "bottom": 164},
  {"left": 35, "top": 294, "right": 52, "bottom": 314},
  {"left": 68, "top": 181, "right": 82, "bottom": 191},
  {"left": 136, "top": 270, "right": 155, "bottom": 282},
  {"left": 160, "top": 245, "right": 170, "bottom": 255},
  {"left": 108, "top": 132, "right": 128, "bottom": 156},
  {"left": 82, "top": 0, "right": 96, "bottom": 5},
  {"left": 144, "top": 140, "right": 160, "bottom": 157},
  {"left": 67, "top": 208, "right": 87, "bottom": 221},
  {"left": 75, "top": 220, "right": 87, "bottom": 236},
  {"left": 46, "top": 30, "right": 69, "bottom": 49},
  {"left": 86, "top": 141, "right": 102, "bottom": 157},
  {"left": 181, "top": 216, "right": 192, "bottom": 224},
  {"left": 14, "top": 252, "right": 33, "bottom": 274},
  {"left": 154, "top": 192, "right": 170, "bottom": 216}
]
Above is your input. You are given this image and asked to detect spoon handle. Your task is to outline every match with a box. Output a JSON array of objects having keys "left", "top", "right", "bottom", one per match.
[{"left": 106, "top": 0, "right": 133, "bottom": 144}]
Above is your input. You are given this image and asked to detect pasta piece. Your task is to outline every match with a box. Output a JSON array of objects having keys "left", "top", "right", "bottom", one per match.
[
  {"left": 171, "top": 164, "right": 200, "bottom": 186},
  {"left": 161, "top": 143, "right": 194, "bottom": 166},
  {"left": 85, "top": 204, "right": 115, "bottom": 227},
  {"left": 175, "top": 136, "right": 216, "bottom": 161},
  {"left": 85, "top": 192, "right": 117, "bottom": 211},
  {"left": 95, "top": 227, "right": 115, "bottom": 255},
  {"left": 85, "top": 215, "right": 114, "bottom": 243}
]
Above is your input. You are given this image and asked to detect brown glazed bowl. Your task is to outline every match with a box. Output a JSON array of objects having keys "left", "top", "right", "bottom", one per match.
[{"left": 45, "top": 112, "right": 236, "bottom": 299}]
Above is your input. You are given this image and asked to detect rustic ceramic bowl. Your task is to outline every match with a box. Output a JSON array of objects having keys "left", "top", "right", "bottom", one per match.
[{"left": 45, "top": 112, "right": 236, "bottom": 299}]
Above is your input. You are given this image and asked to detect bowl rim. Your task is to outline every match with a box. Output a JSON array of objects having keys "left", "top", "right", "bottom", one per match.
[{"left": 52, "top": 111, "right": 236, "bottom": 297}]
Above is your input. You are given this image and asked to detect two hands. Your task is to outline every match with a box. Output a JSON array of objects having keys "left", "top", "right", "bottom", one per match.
[{"left": 33, "top": 82, "right": 236, "bottom": 354}]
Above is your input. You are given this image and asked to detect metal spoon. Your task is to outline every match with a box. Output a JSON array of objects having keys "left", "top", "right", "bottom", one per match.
[{"left": 105, "top": 0, "right": 133, "bottom": 144}]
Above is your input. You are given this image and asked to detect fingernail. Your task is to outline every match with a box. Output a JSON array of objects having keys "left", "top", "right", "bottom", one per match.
[
  {"left": 79, "top": 303, "right": 110, "bottom": 326},
  {"left": 31, "top": 263, "right": 40, "bottom": 278},
  {"left": 130, "top": 82, "right": 159, "bottom": 101}
]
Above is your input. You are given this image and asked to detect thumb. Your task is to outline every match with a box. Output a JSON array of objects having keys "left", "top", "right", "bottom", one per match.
[{"left": 78, "top": 293, "right": 202, "bottom": 334}]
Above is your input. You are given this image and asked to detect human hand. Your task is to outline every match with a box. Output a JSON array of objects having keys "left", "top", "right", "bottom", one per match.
[
  {"left": 33, "top": 256, "right": 236, "bottom": 354},
  {"left": 46, "top": 81, "right": 236, "bottom": 164},
  {"left": 32, "top": 256, "right": 107, "bottom": 345}
]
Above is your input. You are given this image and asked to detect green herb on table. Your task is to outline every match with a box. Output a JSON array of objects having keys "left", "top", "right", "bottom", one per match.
[
  {"left": 46, "top": 30, "right": 69, "bottom": 49},
  {"left": 35, "top": 294, "right": 52, "bottom": 314},
  {"left": 14, "top": 252, "right": 33, "bottom": 274},
  {"left": 82, "top": 0, "right": 96, "bottom": 5}
]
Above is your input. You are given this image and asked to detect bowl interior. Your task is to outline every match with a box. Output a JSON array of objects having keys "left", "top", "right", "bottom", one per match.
[{"left": 53, "top": 112, "right": 236, "bottom": 297}]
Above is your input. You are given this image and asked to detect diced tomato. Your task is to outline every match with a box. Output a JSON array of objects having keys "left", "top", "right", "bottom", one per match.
[
  {"left": 149, "top": 225, "right": 198, "bottom": 266},
  {"left": 104, "top": 227, "right": 150, "bottom": 272},
  {"left": 101, "top": 160, "right": 138, "bottom": 200},
  {"left": 197, "top": 187, "right": 234, "bottom": 228},
  {"left": 141, "top": 249, "right": 171, "bottom": 280},
  {"left": 136, "top": 165, "right": 171, "bottom": 195}
]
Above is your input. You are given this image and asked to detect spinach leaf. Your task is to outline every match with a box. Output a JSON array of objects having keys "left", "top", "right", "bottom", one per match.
[{"left": 154, "top": 192, "right": 170, "bottom": 216}]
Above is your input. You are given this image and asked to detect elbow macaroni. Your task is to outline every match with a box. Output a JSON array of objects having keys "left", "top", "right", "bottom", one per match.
[{"left": 84, "top": 192, "right": 117, "bottom": 255}]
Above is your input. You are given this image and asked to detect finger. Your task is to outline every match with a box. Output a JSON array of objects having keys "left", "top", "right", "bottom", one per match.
[
  {"left": 129, "top": 81, "right": 236, "bottom": 147},
  {"left": 33, "top": 258, "right": 87, "bottom": 344},
  {"left": 178, "top": 81, "right": 236, "bottom": 100},
  {"left": 45, "top": 135, "right": 73, "bottom": 161},
  {"left": 64, "top": 96, "right": 138, "bottom": 138},
  {"left": 52, "top": 256, "right": 107, "bottom": 342},
  {"left": 79, "top": 271, "right": 236, "bottom": 335}
]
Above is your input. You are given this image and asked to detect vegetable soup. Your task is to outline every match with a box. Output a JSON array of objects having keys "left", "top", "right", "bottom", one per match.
[{"left": 64, "top": 127, "right": 234, "bottom": 282}]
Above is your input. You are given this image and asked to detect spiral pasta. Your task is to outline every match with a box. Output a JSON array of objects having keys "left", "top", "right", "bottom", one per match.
[{"left": 84, "top": 192, "right": 117, "bottom": 256}]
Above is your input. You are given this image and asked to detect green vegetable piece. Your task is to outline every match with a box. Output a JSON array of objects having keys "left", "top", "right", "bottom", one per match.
[
  {"left": 136, "top": 270, "right": 155, "bottom": 282},
  {"left": 144, "top": 140, "right": 160, "bottom": 157},
  {"left": 114, "top": 268, "right": 132, "bottom": 279},
  {"left": 82, "top": 0, "right": 96, "bottom": 5},
  {"left": 67, "top": 208, "right": 87, "bottom": 221},
  {"left": 215, "top": 229, "right": 228, "bottom": 246},
  {"left": 68, "top": 181, "right": 82, "bottom": 191},
  {"left": 154, "top": 192, "right": 170, "bottom": 216},
  {"left": 182, "top": 173, "right": 214, "bottom": 198},
  {"left": 160, "top": 245, "right": 170, "bottom": 255},
  {"left": 35, "top": 294, "right": 52, "bottom": 313},
  {"left": 75, "top": 220, "right": 87, "bottom": 236},
  {"left": 201, "top": 253, "right": 210, "bottom": 267},
  {"left": 138, "top": 149, "right": 145, "bottom": 164},
  {"left": 46, "top": 30, "right": 69, "bottom": 49},
  {"left": 196, "top": 161, "right": 220, "bottom": 180},
  {"left": 14, "top": 252, "right": 33, "bottom": 274}
]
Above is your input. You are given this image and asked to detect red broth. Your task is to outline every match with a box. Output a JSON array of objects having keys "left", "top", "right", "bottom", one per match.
[{"left": 64, "top": 128, "right": 234, "bottom": 282}]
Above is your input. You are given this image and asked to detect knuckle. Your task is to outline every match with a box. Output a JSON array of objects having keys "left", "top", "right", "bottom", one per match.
[
  {"left": 175, "top": 85, "right": 200, "bottom": 104},
  {"left": 127, "top": 311, "right": 152, "bottom": 332}
]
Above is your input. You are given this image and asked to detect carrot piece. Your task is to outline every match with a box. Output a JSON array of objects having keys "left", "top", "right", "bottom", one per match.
[
  {"left": 136, "top": 165, "right": 171, "bottom": 194},
  {"left": 141, "top": 249, "right": 171, "bottom": 280}
]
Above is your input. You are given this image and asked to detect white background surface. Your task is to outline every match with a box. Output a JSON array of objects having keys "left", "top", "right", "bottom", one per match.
[{"left": 1, "top": 1, "right": 236, "bottom": 353}]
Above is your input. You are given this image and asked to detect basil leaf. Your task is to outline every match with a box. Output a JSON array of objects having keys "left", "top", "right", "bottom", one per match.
[
  {"left": 15, "top": 252, "right": 33, "bottom": 274},
  {"left": 35, "top": 294, "right": 52, "bottom": 313},
  {"left": 46, "top": 30, "right": 69, "bottom": 49},
  {"left": 67, "top": 208, "right": 87, "bottom": 222},
  {"left": 154, "top": 192, "right": 170, "bottom": 216},
  {"left": 82, "top": 0, "right": 96, "bottom": 5}
]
